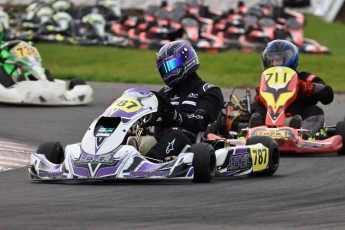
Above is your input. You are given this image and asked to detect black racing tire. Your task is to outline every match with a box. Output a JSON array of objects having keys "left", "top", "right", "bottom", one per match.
[
  {"left": 216, "top": 109, "right": 227, "bottom": 136},
  {"left": 246, "top": 136, "right": 280, "bottom": 176},
  {"left": 37, "top": 141, "right": 65, "bottom": 164},
  {"left": 191, "top": 143, "right": 216, "bottom": 183},
  {"left": 44, "top": 69, "right": 55, "bottom": 81},
  {"left": 69, "top": 78, "right": 86, "bottom": 89},
  {"left": 335, "top": 121, "right": 345, "bottom": 155},
  {"left": 0, "top": 66, "right": 15, "bottom": 87}
]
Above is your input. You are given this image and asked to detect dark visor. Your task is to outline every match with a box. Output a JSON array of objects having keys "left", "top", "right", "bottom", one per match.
[{"left": 158, "top": 55, "right": 183, "bottom": 77}]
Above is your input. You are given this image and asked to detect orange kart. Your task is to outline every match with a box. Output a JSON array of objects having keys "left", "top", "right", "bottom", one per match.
[{"left": 205, "top": 66, "right": 345, "bottom": 155}]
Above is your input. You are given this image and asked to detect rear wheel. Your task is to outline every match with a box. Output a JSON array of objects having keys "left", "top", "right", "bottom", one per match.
[
  {"left": 246, "top": 136, "right": 280, "bottom": 176},
  {"left": 191, "top": 143, "right": 216, "bottom": 183},
  {"left": 335, "top": 121, "right": 345, "bottom": 155},
  {"left": 37, "top": 141, "right": 65, "bottom": 164}
]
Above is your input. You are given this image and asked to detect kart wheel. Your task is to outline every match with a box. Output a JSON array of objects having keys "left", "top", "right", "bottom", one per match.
[
  {"left": 335, "top": 121, "right": 345, "bottom": 155},
  {"left": 246, "top": 136, "right": 280, "bottom": 176},
  {"left": 69, "top": 78, "right": 86, "bottom": 89},
  {"left": 191, "top": 143, "right": 216, "bottom": 183},
  {"left": 0, "top": 67, "right": 15, "bottom": 87},
  {"left": 216, "top": 109, "right": 227, "bottom": 136},
  {"left": 37, "top": 142, "right": 65, "bottom": 164}
]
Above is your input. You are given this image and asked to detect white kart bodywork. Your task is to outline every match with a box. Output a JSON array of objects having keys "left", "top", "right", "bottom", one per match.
[{"left": 0, "top": 79, "right": 93, "bottom": 105}]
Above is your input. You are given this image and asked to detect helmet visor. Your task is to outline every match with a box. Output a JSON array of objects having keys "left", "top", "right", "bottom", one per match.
[
  {"left": 157, "top": 55, "right": 183, "bottom": 77},
  {"left": 264, "top": 50, "right": 294, "bottom": 68}
]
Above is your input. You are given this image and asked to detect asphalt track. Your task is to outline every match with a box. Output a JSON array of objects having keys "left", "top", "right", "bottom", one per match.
[{"left": 0, "top": 82, "right": 345, "bottom": 230}]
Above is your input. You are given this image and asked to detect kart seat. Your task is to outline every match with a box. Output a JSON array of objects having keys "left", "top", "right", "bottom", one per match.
[
  {"left": 139, "top": 136, "right": 157, "bottom": 156},
  {"left": 126, "top": 136, "right": 157, "bottom": 156}
]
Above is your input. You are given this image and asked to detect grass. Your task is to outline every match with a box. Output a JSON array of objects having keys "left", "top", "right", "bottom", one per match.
[{"left": 36, "top": 15, "right": 345, "bottom": 93}]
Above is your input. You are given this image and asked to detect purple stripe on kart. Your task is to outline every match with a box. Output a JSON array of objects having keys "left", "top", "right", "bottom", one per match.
[
  {"left": 234, "top": 147, "right": 247, "bottom": 154},
  {"left": 96, "top": 165, "right": 119, "bottom": 177},
  {"left": 222, "top": 170, "right": 240, "bottom": 176},
  {"left": 125, "top": 87, "right": 152, "bottom": 95},
  {"left": 186, "top": 167, "right": 194, "bottom": 177},
  {"left": 110, "top": 109, "right": 143, "bottom": 119},
  {"left": 122, "top": 162, "right": 163, "bottom": 178},
  {"left": 72, "top": 165, "right": 90, "bottom": 177},
  {"left": 136, "top": 162, "right": 162, "bottom": 171}
]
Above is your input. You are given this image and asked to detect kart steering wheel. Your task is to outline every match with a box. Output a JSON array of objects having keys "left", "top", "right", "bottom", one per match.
[
  {"left": 147, "top": 91, "right": 175, "bottom": 126},
  {"left": 0, "top": 40, "right": 25, "bottom": 52}
]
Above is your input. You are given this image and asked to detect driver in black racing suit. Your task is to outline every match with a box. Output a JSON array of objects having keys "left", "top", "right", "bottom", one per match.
[{"left": 146, "top": 40, "right": 224, "bottom": 161}]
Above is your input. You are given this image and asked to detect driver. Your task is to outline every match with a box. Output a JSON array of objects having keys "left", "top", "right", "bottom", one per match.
[
  {"left": 146, "top": 40, "right": 224, "bottom": 161},
  {"left": 250, "top": 39, "right": 334, "bottom": 135},
  {"left": 0, "top": 26, "right": 54, "bottom": 87}
]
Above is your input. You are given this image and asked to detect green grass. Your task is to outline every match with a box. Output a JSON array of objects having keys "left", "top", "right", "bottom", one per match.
[{"left": 36, "top": 14, "right": 345, "bottom": 92}]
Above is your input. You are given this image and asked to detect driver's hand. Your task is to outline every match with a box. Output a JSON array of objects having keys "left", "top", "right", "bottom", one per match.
[{"left": 150, "top": 91, "right": 183, "bottom": 126}]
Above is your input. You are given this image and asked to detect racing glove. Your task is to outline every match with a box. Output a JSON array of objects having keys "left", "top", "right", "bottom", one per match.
[
  {"left": 151, "top": 91, "right": 183, "bottom": 126},
  {"left": 298, "top": 80, "right": 315, "bottom": 97},
  {"left": 254, "top": 86, "right": 263, "bottom": 105}
]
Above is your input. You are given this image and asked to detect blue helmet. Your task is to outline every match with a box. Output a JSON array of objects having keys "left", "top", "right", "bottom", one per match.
[
  {"left": 156, "top": 40, "right": 200, "bottom": 87},
  {"left": 261, "top": 39, "right": 299, "bottom": 70}
]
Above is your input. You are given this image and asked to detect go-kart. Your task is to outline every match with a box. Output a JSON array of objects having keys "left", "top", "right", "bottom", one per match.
[
  {"left": 0, "top": 40, "right": 93, "bottom": 105},
  {"left": 29, "top": 87, "right": 280, "bottom": 183},
  {"left": 206, "top": 66, "right": 345, "bottom": 155},
  {"left": 71, "top": 6, "right": 127, "bottom": 47}
]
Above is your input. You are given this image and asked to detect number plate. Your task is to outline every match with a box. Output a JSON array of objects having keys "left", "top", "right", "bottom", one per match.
[
  {"left": 13, "top": 44, "right": 40, "bottom": 59},
  {"left": 110, "top": 98, "right": 141, "bottom": 113},
  {"left": 250, "top": 147, "right": 269, "bottom": 172}
]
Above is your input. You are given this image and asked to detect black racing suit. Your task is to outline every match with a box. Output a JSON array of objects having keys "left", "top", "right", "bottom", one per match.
[
  {"left": 146, "top": 73, "right": 224, "bottom": 160},
  {"left": 252, "top": 71, "right": 334, "bottom": 134}
]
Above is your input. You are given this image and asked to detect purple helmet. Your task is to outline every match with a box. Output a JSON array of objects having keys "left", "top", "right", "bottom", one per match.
[{"left": 156, "top": 40, "right": 200, "bottom": 87}]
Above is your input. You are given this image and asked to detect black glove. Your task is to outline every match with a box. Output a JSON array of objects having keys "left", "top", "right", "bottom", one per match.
[{"left": 151, "top": 91, "right": 183, "bottom": 126}]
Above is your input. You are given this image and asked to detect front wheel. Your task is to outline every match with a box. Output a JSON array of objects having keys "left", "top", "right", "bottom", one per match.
[
  {"left": 335, "top": 121, "right": 345, "bottom": 155},
  {"left": 37, "top": 141, "right": 65, "bottom": 164},
  {"left": 191, "top": 143, "right": 216, "bottom": 183},
  {"left": 246, "top": 136, "right": 280, "bottom": 176}
]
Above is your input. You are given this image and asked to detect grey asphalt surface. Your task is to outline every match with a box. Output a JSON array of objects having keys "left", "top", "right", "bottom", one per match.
[{"left": 0, "top": 82, "right": 344, "bottom": 230}]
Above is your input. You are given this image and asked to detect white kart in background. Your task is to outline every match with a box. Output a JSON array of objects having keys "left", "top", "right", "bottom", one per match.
[{"left": 0, "top": 40, "right": 93, "bottom": 105}]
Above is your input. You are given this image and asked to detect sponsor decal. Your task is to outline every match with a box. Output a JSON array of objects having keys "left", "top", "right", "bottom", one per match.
[
  {"left": 170, "top": 95, "right": 180, "bottom": 101},
  {"left": 182, "top": 100, "right": 196, "bottom": 106},
  {"left": 166, "top": 139, "right": 175, "bottom": 154},
  {"left": 75, "top": 153, "right": 116, "bottom": 165},
  {"left": 38, "top": 171, "right": 65, "bottom": 178},
  {"left": 96, "top": 128, "right": 116, "bottom": 137},
  {"left": 129, "top": 170, "right": 170, "bottom": 177},
  {"left": 256, "top": 129, "right": 290, "bottom": 138},
  {"left": 187, "top": 114, "right": 204, "bottom": 119},
  {"left": 188, "top": 93, "right": 198, "bottom": 98},
  {"left": 227, "top": 153, "right": 251, "bottom": 171}
]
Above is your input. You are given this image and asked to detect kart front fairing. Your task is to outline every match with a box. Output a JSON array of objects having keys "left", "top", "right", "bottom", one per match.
[
  {"left": 82, "top": 87, "right": 159, "bottom": 155},
  {"left": 30, "top": 144, "right": 195, "bottom": 180},
  {"left": 29, "top": 88, "right": 196, "bottom": 180}
]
